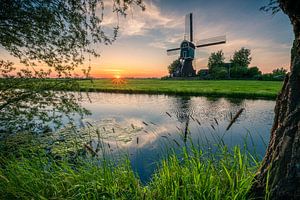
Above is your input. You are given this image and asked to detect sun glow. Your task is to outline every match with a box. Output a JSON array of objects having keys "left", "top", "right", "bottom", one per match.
[
  {"left": 112, "top": 75, "right": 126, "bottom": 85},
  {"left": 114, "top": 75, "right": 121, "bottom": 79}
]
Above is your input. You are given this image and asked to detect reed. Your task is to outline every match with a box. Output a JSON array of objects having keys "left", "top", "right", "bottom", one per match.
[
  {"left": 0, "top": 111, "right": 270, "bottom": 199},
  {"left": 0, "top": 139, "right": 261, "bottom": 200}
]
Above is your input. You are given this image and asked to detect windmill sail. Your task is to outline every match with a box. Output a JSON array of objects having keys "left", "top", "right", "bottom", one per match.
[
  {"left": 196, "top": 35, "right": 226, "bottom": 48},
  {"left": 185, "top": 13, "right": 194, "bottom": 42}
]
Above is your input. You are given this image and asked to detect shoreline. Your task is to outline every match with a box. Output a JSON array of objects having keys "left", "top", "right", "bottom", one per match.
[
  {"left": 78, "top": 87, "right": 277, "bottom": 100},
  {"left": 77, "top": 79, "right": 281, "bottom": 100}
]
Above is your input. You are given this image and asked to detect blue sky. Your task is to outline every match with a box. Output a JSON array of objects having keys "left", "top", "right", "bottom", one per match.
[{"left": 0, "top": 0, "right": 294, "bottom": 78}]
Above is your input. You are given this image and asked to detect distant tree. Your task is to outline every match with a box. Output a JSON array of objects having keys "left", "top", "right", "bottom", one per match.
[
  {"left": 272, "top": 67, "right": 288, "bottom": 77},
  {"left": 214, "top": 67, "right": 228, "bottom": 79},
  {"left": 197, "top": 69, "right": 209, "bottom": 79},
  {"left": 230, "top": 66, "right": 248, "bottom": 79},
  {"left": 247, "top": 66, "right": 262, "bottom": 78},
  {"left": 207, "top": 50, "right": 226, "bottom": 79},
  {"left": 250, "top": 0, "right": 300, "bottom": 199},
  {"left": 231, "top": 47, "right": 252, "bottom": 68},
  {"left": 168, "top": 59, "right": 181, "bottom": 76},
  {"left": 208, "top": 50, "right": 225, "bottom": 73},
  {"left": 261, "top": 73, "right": 274, "bottom": 81},
  {"left": 0, "top": 0, "right": 145, "bottom": 133}
]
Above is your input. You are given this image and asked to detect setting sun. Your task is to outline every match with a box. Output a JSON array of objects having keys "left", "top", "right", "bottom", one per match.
[{"left": 114, "top": 75, "right": 121, "bottom": 79}]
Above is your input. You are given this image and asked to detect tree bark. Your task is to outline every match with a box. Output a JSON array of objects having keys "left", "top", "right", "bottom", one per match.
[{"left": 251, "top": 1, "right": 300, "bottom": 199}]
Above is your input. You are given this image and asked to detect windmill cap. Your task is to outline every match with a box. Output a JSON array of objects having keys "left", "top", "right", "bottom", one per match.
[{"left": 181, "top": 40, "right": 195, "bottom": 48}]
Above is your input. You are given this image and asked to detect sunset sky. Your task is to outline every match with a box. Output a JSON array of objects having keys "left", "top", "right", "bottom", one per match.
[{"left": 0, "top": 0, "right": 294, "bottom": 78}]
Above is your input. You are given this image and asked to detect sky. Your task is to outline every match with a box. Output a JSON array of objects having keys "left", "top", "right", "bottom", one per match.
[{"left": 0, "top": 0, "right": 294, "bottom": 78}]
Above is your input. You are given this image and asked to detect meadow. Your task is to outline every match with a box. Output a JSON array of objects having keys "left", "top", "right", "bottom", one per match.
[{"left": 78, "top": 79, "right": 282, "bottom": 99}]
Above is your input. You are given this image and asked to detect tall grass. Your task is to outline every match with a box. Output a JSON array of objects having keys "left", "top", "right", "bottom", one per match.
[
  {"left": 0, "top": 154, "right": 143, "bottom": 199},
  {"left": 0, "top": 142, "right": 259, "bottom": 200},
  {"left": 149, "top": 147, "right": 257, "bottom": 200}
]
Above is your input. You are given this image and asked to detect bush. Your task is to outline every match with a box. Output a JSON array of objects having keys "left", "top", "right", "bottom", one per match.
[
  {"left": 197, "top": 69, "right": 209, "bottom": 79},
  {"left": 230, "top": 66, "right": 248, "bottom": 79},
  {"left": 213, "top": 67, "right": 228, "bottom": 79},
  {"left": 261, "top": 73, "right": 285, "bottom": 81},
  {"left": 247, "top": 67, "right": 262, "bottom": 79}
]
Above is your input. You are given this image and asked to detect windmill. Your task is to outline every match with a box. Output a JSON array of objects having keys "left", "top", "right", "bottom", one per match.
[{"left": 167, "top": 13, "right": 226, "bottom": 77}]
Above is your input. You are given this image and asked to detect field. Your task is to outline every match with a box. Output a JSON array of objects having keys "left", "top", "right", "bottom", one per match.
[{"left": 78, "top": 79, "right": 282, "bottom": 99}]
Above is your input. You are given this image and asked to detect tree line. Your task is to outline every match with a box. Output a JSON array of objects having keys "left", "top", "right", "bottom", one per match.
[{"left": 168, "top": 47, "right": 287, "bottom": 80}]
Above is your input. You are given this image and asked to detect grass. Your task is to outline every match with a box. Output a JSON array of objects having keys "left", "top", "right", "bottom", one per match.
[
  {"left": 78, "top": 79, "right": 282, "bottom": 100},
  {"left": 0, "top": 133, "right": 260, "bottom": 200}
]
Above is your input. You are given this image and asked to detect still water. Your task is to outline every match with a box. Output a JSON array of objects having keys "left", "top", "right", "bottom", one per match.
[{"left": 68, "top": 92, "right": 275, "bottom": 182}]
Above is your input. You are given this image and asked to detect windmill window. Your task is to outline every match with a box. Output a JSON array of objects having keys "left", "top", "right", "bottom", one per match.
[{"left": 182, "top": 43, "right": 188, "bottom": 47}]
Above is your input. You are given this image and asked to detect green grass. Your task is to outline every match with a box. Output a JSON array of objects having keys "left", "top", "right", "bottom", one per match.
[
  {"left": 78, "top": 79, "right": 282, "bottom": 99},
  {"left": 0, "top": 134, "right": 260, "bottom": 200}
]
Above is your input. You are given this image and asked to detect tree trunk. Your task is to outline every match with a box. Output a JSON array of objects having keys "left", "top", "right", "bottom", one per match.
[{"left": 251, "top": 1, "right": 300, "bottom": 199}]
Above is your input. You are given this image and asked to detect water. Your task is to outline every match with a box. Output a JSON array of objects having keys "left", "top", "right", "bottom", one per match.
[{"left": 63, "top": 92, "right": 275, "bottom": 182}]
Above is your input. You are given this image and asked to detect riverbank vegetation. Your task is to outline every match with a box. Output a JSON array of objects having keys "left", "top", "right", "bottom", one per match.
[{"left": 0, "top": 133, "right": 260, "bottom": 200}]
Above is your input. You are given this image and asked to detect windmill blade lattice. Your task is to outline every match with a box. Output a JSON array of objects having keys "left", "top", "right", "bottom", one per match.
[
  {"left": 185, "top": 13, "right": 194, "bottom": 42},
  {"left": 196, "top": 35, "right": 226, "bottom": 48}
]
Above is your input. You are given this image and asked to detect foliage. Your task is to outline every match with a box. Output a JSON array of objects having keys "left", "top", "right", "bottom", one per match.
[
  {"left": 208, "top": 50, "right": 225, "bottom": 73},
  {"left": 207, "top": 48, "right": 260, "bottom": 80},
  {"left": 0, "top": 138, "right": 259, "bottom": 200},
  {"left": 0, "top": 60, "right": 91, "bottom": 133},
  {"left": 230, "top": 66, "right": 262, "bottom": 79},
  {"left": 213, "top": 67, "right": 228, "bottom": 79},
  {"left": 149, "top": 147, "right": 258, "bottom": 200},
  {"left": 260, "top": 0, "right": 280, "bottom": 15},
  {"left": 231, "top": 47, "right": 252, "bottom": 68},
  {"left": 229, "top": 66, "right": 248, "bottom": 79},
  {"left": 259, "top": 68, "right": 287, "bottom": 81},
  {"left": 261, "top": 73, "right": 275, "bottom": 81},
  {"left": 168, "top": 59, "right": 181, "bottom": 76},
  {"left": 197, "top": 69, "right": 209, "bottom": 79},
  {"left": 0, "top": 154, "right": 143, "bottom": 200},
  {"left": 207, "top": 50, "right": 228, "bottom": 79},
  {"left": 0, "top": 0, "right": 145, "bottom": 134},
  {"left": 272, "top": 67, "right": 287, "bottom": 77},
  {"left": 0, "top": 0, "right": 145, "bottom": 72},
  {"left": 247, "top": 66, "right": 262, "bottom": 78}
]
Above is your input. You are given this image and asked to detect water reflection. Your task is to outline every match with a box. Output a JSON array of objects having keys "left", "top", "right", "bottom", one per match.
[
  {"left": 55, "top": 92, "right": 275, "bottom": 182},
  {"left": 171, "top": 96, "right": 193, "bottom": 143},
  {"left": 77, "top": 93, "right": 274, "bottom": 152}
]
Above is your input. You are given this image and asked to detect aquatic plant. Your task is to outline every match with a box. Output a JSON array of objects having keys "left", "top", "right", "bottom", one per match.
[{"left": 0, "top": 137, "right": 261, "bottom": 200}]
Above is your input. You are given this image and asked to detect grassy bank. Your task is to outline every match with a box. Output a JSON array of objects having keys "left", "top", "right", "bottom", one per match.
[
  {"left": 0, "top": 142, "right": 258, "bottom": 200},
  {"left": 78, "top": 79, "right": 282, "bottom": 100}
]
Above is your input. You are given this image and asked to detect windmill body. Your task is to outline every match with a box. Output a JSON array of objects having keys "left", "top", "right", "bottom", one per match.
[
  {"left": 167, "top": 13, "right": 226, "bottom": 77},
  {"left": 180, "top": 40, "right": 196, "bottom": 76}
]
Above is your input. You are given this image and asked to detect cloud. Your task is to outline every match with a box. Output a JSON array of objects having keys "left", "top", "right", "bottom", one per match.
[
  {"left": 97, "top": 0, "right": 292, "bottom": 74},
  {"left": 100, "top": 0, "right": 183, "bottom": 37},
  {"left": 148, "top": 33, "right": 183, "bottom": 49}
]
